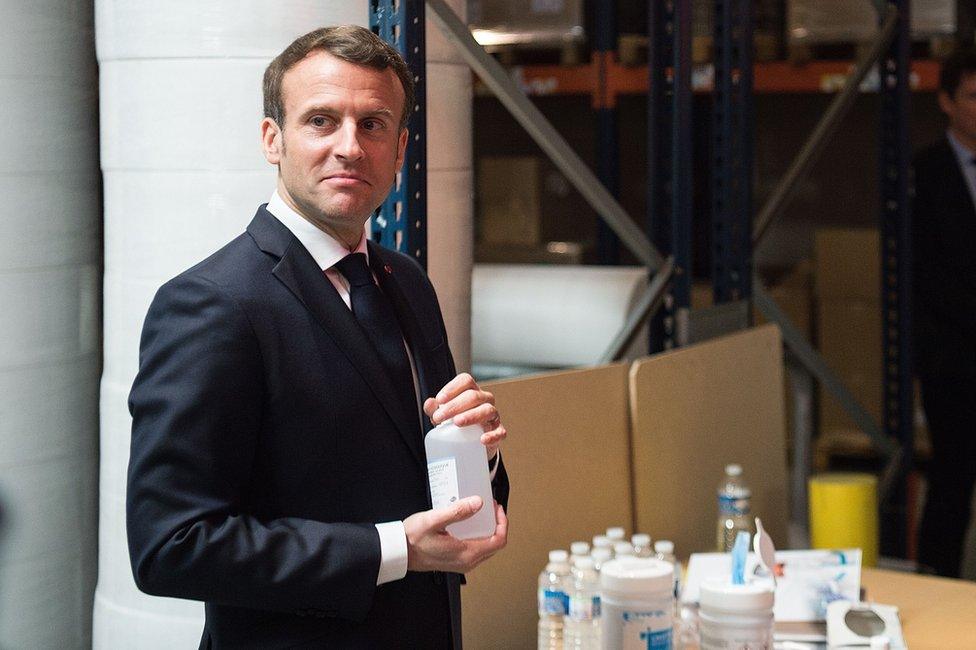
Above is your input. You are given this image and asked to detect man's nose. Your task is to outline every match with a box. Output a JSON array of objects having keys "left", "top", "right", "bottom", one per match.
[{"left": 334, "top": 120, "right": 364, "bottom": 161}]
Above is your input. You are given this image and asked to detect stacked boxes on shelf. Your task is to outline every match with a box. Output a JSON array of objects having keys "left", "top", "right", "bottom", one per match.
[{"left": 814, "top": 228, "right": 882, "bottom": 437}]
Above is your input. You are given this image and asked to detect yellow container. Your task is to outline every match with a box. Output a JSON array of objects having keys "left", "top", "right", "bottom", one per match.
[{"left": 808, "top": 473, "right": 878, "bottom": 567}]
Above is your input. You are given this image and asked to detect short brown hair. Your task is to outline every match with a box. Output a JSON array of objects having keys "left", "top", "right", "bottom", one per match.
[{"left": 263, "top": 25, "right": 415, "bottom": 130}]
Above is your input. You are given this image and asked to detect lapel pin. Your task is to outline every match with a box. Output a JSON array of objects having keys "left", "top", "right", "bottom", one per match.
[{"left": 384, "top": 264, "right": 393, "bottom": 275}]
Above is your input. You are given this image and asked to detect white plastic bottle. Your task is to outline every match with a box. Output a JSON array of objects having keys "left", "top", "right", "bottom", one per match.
[
  {"left": 716, "top": 463, "right": 752, "bottom": 552},
  {"left": 613, "top": 542, "right": 635, "bottom": 559},
  {"left": 591, "top": 547, "right": 613, "bottom": 572},
  {"left": 570, "top": 541, "right": 591, "bottom": 566},
  {"left": 539, "top": 550, "right": 572, "bottom": 650},
  {"left": 424, "top": 419, "right": 496, "bottom": 539},
  {"left": 654, "top": 539, "right": 682, "bottom": 601},
  {"left": 592, "top": 534, "right": 614, "bottom": 557},
  {"left": 564, "top": 557, "right": 601, "bottom": 649},
  {"left": 606, "top": 526, "right": 626, "bottom": 544},
  {"left": 632, "top": 533, "right": 653, "bottom": 558}
]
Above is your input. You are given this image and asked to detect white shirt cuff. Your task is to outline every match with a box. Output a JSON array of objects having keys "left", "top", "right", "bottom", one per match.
[{"left": 375, "top": 520, "right": 409, "bottom": 585}]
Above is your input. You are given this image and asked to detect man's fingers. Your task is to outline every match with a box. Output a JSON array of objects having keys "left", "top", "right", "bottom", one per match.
[
  {"left": 452, "top": 401, "right": 497, "bottom": 427},
  {"left": 435, "top": 372, "right": 478, "bottom": 403},
  {"left": 432, "top": 389, "right": 495, "bottom": 424},
  {"left": 423, "top": 397, "right": 438, "bottom": 418},
  {"left": 426, "top": 495, "right": 484, "bottom": 530}
]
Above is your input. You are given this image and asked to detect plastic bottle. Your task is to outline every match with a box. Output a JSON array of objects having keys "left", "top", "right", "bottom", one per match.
[
  {"left": 613, "top": 542, "right": 635, "bottom": 559},
  {"left": 592, "top": 535, "right": 614, "bottom": 557},
  {"left": 570, "top": 541, "right": 591, "bottom": 566},
  {"left": 538, "top": 550, "right": 571, "bottom": 650},
  {"left": 564, "top": 557, "right": 601, "bottom": 649},
  {"left": 606, "top": 526, "right": 626, "bottom": 544},
  {"left": 654, "top": 539, "right": 682, "bottom": 601},
  {"left": 591, "top": 547, "right": 613, "bottom": 572},
  {"left": 631, "top": 533, "right": 653, "bottom": 558},
  {"left": 424, "top": 419, "right": 495, "bottom": 539},
  {"left": 716, "top": 463, "right": 752, "bottom": 552}
]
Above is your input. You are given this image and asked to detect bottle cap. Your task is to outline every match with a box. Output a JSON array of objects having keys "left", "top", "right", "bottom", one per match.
[
  {"left": 591, "top": 548, "right": 613, "bottom": 562},
  {"left": 549, "top": 550, "right": 569, "bottom": 563},
  {"left": 570, "top": 541, "right": 590, "bottom": 556},
  {"left": 726, "top": 463, "right": 743, "bottom": 477},
  {"left": 606, "top": 526, "right": 626, "bottom": 540},
  {"left": 654, "top": 540, "right": 674, "bottom": 555},
  {"left": 614, "top": 542, "right": 635, "bottom": 556},
  {"left": 631, "top": 533, "right": 651, "bottom": 547},
  {"left": 592, "top": 535, "right": 612, "bottom": 549}
]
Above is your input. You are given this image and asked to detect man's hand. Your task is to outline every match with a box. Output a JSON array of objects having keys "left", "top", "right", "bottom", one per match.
[
  {"left": 424, "top": 373, "right": 507, "bottom": 460},
  {"left": 403, "top": 496, "right": 508, "bottom": 573}
]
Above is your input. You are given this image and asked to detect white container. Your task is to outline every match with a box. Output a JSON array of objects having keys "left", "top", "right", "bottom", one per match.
[
  {"left": 599, "top": 558, "right": 674, "bottom": 650},
  {"left": 698, "top": 579, "right": 775, "bottom": 650},
  {"left": 424, "top": 419, "right": 496, "bottom": 539},
  {"left": 614, "top": 542, "right": 636, "bottom": 558}
]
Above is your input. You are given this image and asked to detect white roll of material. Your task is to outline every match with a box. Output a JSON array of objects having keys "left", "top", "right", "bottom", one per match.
[
  {"left": 95, "top": 2, "right": 369, "bottom": 648},
  {"left": 0, "top": 1, "right": 100, "bottom": 648},
  {"left": 471, "top": 265, "right": 649, "bottom": 367}
]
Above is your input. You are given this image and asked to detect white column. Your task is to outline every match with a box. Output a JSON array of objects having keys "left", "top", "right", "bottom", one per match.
[
  {"left": 0, "top": 2, "right": 99, "bottom": 648},
  {"left": 93, "top": 3, "right": 367, "bottom": 647},
  {"left": 426, "top": 0, "right": 475, "bottom": 373}
]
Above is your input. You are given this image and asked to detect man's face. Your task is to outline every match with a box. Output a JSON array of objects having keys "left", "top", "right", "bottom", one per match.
[
  {"left": 939, "top": 71, "right": 976, "bottom": 149},
  {"left": 261, "top": 51, "right": 408, "bottom": 246}
]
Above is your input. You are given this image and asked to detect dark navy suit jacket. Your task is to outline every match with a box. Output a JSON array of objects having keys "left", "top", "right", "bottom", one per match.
[{"left": 127, "top": 206, "right": 509, "bottom": 648}]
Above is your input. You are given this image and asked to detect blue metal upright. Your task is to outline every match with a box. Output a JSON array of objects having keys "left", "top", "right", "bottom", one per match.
[
  {"left": 595, "top": 0, "right": 620, "bottom": 265},
  {"left": 711, "top": 0, "right": 754, "bottom": 304},
  {"left": 370, "top": 0, "right": 428, "bottom": 269},
  {"left": 648, "top": 0, "right": 694, "bottom": 350},
  {"left": 879, "top": 0, "right": 913, "bottom": 559}
]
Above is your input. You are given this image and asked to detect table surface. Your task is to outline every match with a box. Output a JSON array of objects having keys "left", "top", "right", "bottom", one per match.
[{"left": 861, "top": 567, "right": 976, "bottom": 649}]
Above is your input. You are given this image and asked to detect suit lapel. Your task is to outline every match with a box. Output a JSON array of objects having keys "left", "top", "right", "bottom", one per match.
[{"left": 247, "top": 208, "right": 425, "bottom": 466}]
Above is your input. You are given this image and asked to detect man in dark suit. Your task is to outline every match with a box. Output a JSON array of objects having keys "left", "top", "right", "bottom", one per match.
[
  {"left": 127, "top": 26, "right": 510, "bottom": 648},
  {"left": 913, "top": 47, "right": 976, "bottom": 578}
]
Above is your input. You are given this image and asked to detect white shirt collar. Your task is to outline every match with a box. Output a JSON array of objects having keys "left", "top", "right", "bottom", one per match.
[
  {"left": 265, "top": 190, "right": 368, "bottom": 271},
  {"left": 947, "top": 129, "right": 976, "bottom": 166}
]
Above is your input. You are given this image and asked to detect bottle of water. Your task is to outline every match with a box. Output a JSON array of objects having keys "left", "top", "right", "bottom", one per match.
[
  {"left": 654, "top": 539, "right": 682, "bottom": 601},
  {"left": 564, "top": 557, "right": 601, "bottom": 649},
  {"left": 592, "top": 534, "right": 613, "bottom": 557},
  {"left": 631, "top": 533, "right": 653, "bottom": 558},
  {"left": 606, "top": 526, "right": 626, "bottom": 544},
  {"left": 613, "top": 542, "right": 635, "bottom": 559},
  {"left": 716, "top": 463, "right": 752, "bottom": 552},
  {"left": 570, "top": 541, "right": 591, "bottom": 567},
  {"left": 590, "top": 547, "right": 612, "bottom": 572},
  {"left": 538, "top": 550, "right": 571, "bottom": 650}
]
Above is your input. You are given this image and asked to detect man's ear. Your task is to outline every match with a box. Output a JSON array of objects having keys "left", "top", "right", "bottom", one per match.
[{"left": 261, "top": 117, "right": 282, "bottom": 165}]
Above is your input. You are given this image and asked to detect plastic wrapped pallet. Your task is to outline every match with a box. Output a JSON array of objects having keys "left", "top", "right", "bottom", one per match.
[
  {"left": 788, "top": 0, "right": 955, "bottom": 44},
  {"left": 467, "top": 0, "right": 584, "bottom": 47}
]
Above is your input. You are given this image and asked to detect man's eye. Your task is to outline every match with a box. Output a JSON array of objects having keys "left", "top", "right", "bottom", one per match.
[
  {"left": 363, "top": 119, "right": 382, "bottom": 131},
  {"left": 311, "top": 116, "right": 329, "bottom": 127}
]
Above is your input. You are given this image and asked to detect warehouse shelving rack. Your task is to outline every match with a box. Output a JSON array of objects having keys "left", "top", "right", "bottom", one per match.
[{"left": 379, "top": 1, "right": 940, "bottom": 557}]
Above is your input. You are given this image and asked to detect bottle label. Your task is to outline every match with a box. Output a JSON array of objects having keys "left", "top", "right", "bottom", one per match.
[
  {"left": 718, "top": 493, "right": 751, "bottom": 516},
  {"left": 427, "top": 457, "right": 460, "bottom": 510},
  {"left": 621, "top": 611, "right": 671, "bottom": 650},
  {"left": 568, "top": 595, "right": 600, "bottom": 620},
  {"left": 539, "top": 588, "right": 569, "bottom": 615}
]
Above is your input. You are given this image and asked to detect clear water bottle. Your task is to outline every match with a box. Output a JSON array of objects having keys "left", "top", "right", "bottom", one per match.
[
  {"left": 564, "top": 557, "right": 601, "bottom": 649},
  {"left": 716, "top": 463, "right": 752, "bottom": 552},
  {"left": 613, "top": 542, "right": 635, "bottom": 559},
  {"left": 538, "top": 550, "right": 571, "bottom": 650},
  {"left": 592, "top": 534, "right": 613, "bottom": 557},
  {"left": 570, "top": 541, "right": 591, "bottom": 567},
  {"left": 654, "top": 539, "right": 682, "bottom": 601},
  {"left": 590, "top": 547, "right": 612, "bottom": 572},
  {"left": 606, "top": 526, "right": 626, "bottom": 544},
  {"left": 631, "top": 533, "right": 653, "bottom": 558}
]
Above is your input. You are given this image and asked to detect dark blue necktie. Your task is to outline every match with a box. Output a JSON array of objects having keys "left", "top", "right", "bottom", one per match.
[{"left": 334, "top": 253, "right": 418, "bottom": 426}]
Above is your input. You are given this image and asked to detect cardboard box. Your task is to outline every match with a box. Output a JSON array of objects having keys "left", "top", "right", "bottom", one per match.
[
  {"left": 814, "top": 228, "right": 880, "bottom": 301},
  {"left": 477, "top": 156, "right": 541, "bottom": 246}
]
